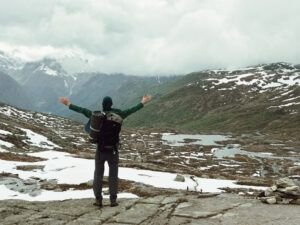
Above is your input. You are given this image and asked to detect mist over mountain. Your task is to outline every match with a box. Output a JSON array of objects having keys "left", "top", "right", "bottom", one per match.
[{"left": 0, "top": 51, "right": 23, "bottom": 77}]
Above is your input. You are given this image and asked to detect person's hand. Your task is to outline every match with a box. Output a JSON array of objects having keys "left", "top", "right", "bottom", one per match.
[
  {"left": 141, "top": 95, "right": 151, "bottom": 105},
  {"left": 59, "top": 97, "right": 71, "bottom": 106}
]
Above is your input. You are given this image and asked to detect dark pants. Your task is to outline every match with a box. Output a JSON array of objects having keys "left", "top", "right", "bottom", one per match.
[{"left": 93, "top": 145, "right": 119, "bottom": 201}]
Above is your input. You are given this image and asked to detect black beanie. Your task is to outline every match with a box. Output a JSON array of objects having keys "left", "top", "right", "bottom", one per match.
[{"left": 102, "top": 96, "right": 113, "bottom": 111}]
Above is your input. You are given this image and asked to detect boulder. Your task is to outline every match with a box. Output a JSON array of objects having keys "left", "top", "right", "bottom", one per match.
[
  {"left": 87, "top": 179, "right": 93, "bottom": 187},
  {"left": 276, "top": 177, "right": 296, "bottom": 188},
  {"left": 174, "top": 174, "right": 185, "bottom": 182},
  {"left": 259, "top": 177, "right": 300, "bottom": 205},
  {"left": 266, "top": 197, "right": 277, "bottom": 204},
  {"left": 288, "top": 166, "right": 300, "bottom": 175}
]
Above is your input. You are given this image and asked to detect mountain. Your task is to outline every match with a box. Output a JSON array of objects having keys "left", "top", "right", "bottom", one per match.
[
  {"left": 0, "top": 51, "right": 23, "bottom": 76},
  {"left": 0, "top": 71, "right": 33, "bottom": 109},
  {"left": 64, "top": 73, "right": 179, "bottom": 122},
  {"left": 126, "top": 62, "right": 300, "bottom": 137},
  {"left": 1, "top": 54, "right": 299, "bottom": 138},
  {"left": 0, "top": 54, "right": 179, "bottom": 116},
  {"left": 18, "top": 58, "right": 75, "bottom": 113},
  {"left": 68, "top": 73, "right": 178, "bottom": 112}
]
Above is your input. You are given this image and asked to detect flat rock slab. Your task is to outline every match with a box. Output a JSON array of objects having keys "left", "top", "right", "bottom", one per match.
[
  {"left": 1, "top": 194, "right": 300, "bottom": 225},
  {"left": 110, "top": 203, "right": 160, "bottom": 224},
  {"left": 173, "top": 195, "right": 242, "bottom": 219}
]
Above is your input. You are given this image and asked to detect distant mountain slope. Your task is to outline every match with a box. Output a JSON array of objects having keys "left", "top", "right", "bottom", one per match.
[
  {"left": 126, "top": 63, "right": 300, "bottom": 136},
  {"left": 1, "top": 54, "right": 299, "bottom": 137},
  {"left": 0, "top": 71, "right": 33, "bottom": 109},
  {"left": 19, "top": 58, "right": 75, "bottom": 113},
  {"left": 1, "top": 55, "right": 179, "bottom": 116},
  {"left": 66, "top": 73, "right": 179, "bottom": 121}
]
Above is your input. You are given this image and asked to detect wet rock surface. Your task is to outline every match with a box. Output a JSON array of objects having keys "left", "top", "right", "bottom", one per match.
[{"left": 1, "top": 193, "right": 300, "bottom": 225}]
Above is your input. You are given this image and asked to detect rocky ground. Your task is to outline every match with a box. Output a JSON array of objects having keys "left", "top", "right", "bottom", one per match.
[
  {"left": 1, "top": 193, "right": 300, "bottom": 225},
  {"left": 120, "top": 129, "right": 300, "bottom": 183},
  {"left": 1, "top": 104, "right": 299, "bottom": 185},
  {"left": 1, "top": 104, "right": 300, "bottom": 224}
]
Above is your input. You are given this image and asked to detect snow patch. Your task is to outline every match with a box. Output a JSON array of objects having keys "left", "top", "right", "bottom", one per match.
[
  {"left": 34, "top": 64, "right": 58, "bottom": 76},
  {"left": 0, "top": 147, "right": 9, "bottom": 152},
  {"left": 268, "top": 102, "right": 300, "bottom": 109},
  {"left": 162, "top": 134, "right": 230, "bottom": 146},
  {"left": 0, "top": 129, "right": 12, "bottom": 135},
  {"left": 64, "top": 80, "right": 69, "bottom": 88},
  {"left": 0, "top": 149, "right": 266, "bottom": 201},
  {"left": 0, "top": 139, "right": 14, "bottom": 148},
  {"left": 20, "top": 128, "right": 61, "bottom": 149},
  {"left": 283, "top": 96, "right": 300, "bottom": 102}
]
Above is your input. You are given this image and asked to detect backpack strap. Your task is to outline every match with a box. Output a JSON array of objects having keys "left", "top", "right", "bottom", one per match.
[{"left": 84, "top": 119, "right": 91, "bottom": 133}]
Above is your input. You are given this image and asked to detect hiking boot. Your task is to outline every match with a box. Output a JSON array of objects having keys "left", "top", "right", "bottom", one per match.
[
  {"left": 93, "top": 198, "right": 103, "bottom": 207},
  {"left": 110, "top": 200, "right": 119, "bottom": 207},
  {"left": 110, "top": 195, "right": 118, "bottom": 207}
]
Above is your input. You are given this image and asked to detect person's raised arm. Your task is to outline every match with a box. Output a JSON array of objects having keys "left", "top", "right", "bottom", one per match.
[
  {"left": 59, "top": 96, "right": 92, "bottom": 118},
  {"left": 121, "top": 95, "right": 152, "bottom": 119}
]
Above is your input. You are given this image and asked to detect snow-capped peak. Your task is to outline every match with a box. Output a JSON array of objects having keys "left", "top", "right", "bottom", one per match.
[
  {"left": 34, "top": 64, "right": 58, "bottom": 76},
  {"left": 25, "top": 58, "right": 68, "bottom": 77}
]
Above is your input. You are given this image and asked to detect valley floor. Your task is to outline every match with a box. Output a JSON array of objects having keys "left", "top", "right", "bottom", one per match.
[{"left": 1, "top": 105, "right": 300, "bottom": 224}]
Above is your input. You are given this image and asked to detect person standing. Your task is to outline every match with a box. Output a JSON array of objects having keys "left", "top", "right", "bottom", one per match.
[{"left": 59, "top": 95, "right": 151, "bottom": 207}]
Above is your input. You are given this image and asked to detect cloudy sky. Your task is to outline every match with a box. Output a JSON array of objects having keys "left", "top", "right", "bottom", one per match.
[{"left": 0, "top": 0, "right": 299, "bottom": 75}]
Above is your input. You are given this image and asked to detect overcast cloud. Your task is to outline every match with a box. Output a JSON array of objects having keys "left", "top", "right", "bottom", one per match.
[{"left": 0, "top": 0, "right": 299, "bottom": 75}]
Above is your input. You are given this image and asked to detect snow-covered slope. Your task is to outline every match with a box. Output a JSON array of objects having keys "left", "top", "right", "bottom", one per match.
[
  {"left": 0, "top": 104, "right": 87, "bottom": 149},
  {"left": 22, "top": 58, "right": 68, "bottom": 78},
  {"left": 199, "top": 62, "right": 300, "bottom": 112},
  {"left": 206, "top": 64, "right": 299, "bottom": 92}
]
